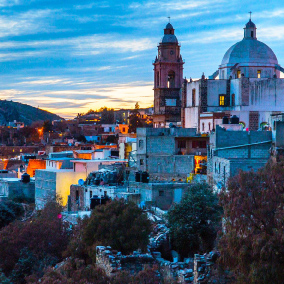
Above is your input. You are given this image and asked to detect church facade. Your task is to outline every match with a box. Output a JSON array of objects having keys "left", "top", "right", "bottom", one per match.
[{"left": 182, "top": 19, "right": 284, "bottom": 132}]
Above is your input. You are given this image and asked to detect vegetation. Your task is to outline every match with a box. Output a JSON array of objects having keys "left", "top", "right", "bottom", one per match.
[
  {"left": 0, "top": 100, "right": 62, "bottom": 125},
  {"left": 219, "top": 161, "right": 284, "bottom": 284},
  {"left": 68, "top": 199, "right": 152, "bottom": 263},
  {"left": 128, "top": 102, "right": 143, "bottom": 133},
  {"left": 0, "top": 200, "right": 70, "bottom": 282},
  {"left": 167, "top": 183, "right": 222, "bottom": 259},
  {"left": 0, "top": 201, "right": 24, "bottom": 230}
]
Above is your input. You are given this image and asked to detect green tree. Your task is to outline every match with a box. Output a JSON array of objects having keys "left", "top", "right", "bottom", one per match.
[
  {"left": 0, "top": 200, "right": 70, "bottom": 279},
  {"left": 128, "top": 103, "right": 143, "bottom": 133},
  {"left": 42, "top": 120, "right": 53, "bottom": 133},
  {"left": 100, "top": 107, "right": 114, "bottom": 124},
  {"left": 219, "top": 161, "right": 284, "bottom": 284},
  {"left": 0, "top": 201, "right": 24, "bottom": 230},
  {"left": 167, "top": 183, "right": 222, "bottom": 259},
  {"left": 82, "top": 200, "right": 151, "bottom": 257}
]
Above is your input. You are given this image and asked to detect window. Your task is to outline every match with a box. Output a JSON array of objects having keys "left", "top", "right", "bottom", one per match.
[
  {"left": 202, "top": 123, "right": 205, "bottom": 131},
  {"left": 122, "top": 127, "right": 126, "bottom": 132},
  {"left": 208, "top": 122, "right": 211, "bottom": 131},
  {"left": 192, "top": 89, "right": 196, "bottom": 106},
  {"left": 219, "top": 163, "right": 221, "bottom": 174},
  {"left": 167, "top": 70, "right": 175, "bottom": 88},
  {"left": 251, "top": 31, "right": 254, "bottom": 38},
  {"left": 76, "top": 190, "right": 79, "bottom": 201},
  {"left": 139, "top": 140, "right": 144, "bottom": 149},
  {"left": 237, "top": 70, "right": 241, "bottom": 78},
  {"left": 231, "top": 94, "right": 235, "bottom": 106},
  {"left": 156, "top": 71, "right": 160, "bottom": 87},
  {"left": 257, "top": 70, "right": 261, "bottom": 78},
  {"left": 159, "top": 190, "right": 164, "bottom": 197},
  {"left": 219, "top": 95, "right": 225, "bottom": 106},
  {"left": 215, "top": 162, "right": 217, "bottom": 173},
  {"left": 140, "top": 159, "right": 144, "bottom": 166},
  {"left": 178, "top": 140, "right": 186, "bottom": 148},
  {"left": 192, "top": 141, "right": 207, "bottom": 148},
  {"left": 90, "top": 191, "right": 92, "bottom": 199},
  {"left": 222, "top": 70, "right": 225, "bottom": 79}
]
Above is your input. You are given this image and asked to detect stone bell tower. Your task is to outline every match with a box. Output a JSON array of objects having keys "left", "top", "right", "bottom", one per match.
[{"left": 153, "top": 22, "right": 184, "bottom": 128}]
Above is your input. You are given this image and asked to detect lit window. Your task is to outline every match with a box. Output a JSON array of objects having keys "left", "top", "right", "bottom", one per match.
[
  {"left": 257, "top": 70, "right": 261, "bottom": 78},
  {"left": 219, "top": 95, "right": 225, "bottom": 106},
  {"left": 237, "top": 70, "right": 241, "bottom": 78}
]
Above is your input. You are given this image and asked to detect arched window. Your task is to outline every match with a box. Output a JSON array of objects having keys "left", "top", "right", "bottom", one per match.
[
  {"left": 251, "top": 31, "right": 254, "bottom": 38},
  {"left": 237, "top": 70, "right": 241, "bottom": 78},
  {"left": 231, "top": 94, "right": 235, "bottom": 106},
  {"left": 192, "top": 89, "right": 196, "bottom": 106},
  {"left": 156, "top": 71, "right": 159, "bottom": 87},
  {"left": 208, "top": 122, "right": 211, "bottom": 131},
  {"left": 167, "top": 70, "right": 175, "bottom": 88},
  {"left": 202, "top": 122, "right": 205, "bottom": 131}
]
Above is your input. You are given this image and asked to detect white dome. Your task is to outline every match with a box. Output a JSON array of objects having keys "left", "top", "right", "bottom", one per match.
[{"left": 221, "top": 38, "right": 278, "bottom": 66}]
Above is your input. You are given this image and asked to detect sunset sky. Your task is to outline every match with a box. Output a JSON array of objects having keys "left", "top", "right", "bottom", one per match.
[{"left": 1, "top": 0, "right": 284, "bottom": 118}]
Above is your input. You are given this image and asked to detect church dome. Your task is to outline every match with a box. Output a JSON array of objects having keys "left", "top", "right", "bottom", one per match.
[
  {"left": 221, "top": 38, "right": 278, "bottom": 66},
  {"left": 162, "top": 34, "right": 178, "bottom": 43},
  {"left": 166, "top": 23, "right": 173, "bottom": 29}
]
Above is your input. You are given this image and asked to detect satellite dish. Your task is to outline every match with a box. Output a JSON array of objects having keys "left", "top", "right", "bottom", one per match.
[{"left": 78, "top": 179, "right": 84, "bottom": 186}]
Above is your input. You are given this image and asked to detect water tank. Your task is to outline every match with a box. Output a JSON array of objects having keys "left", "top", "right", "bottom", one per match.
[
  {"left": 135, "top": 171, "right": 141, "bottom": 182},
  {"left": 222, "top": 116, "right": 229, "bottom": 124},
  {"left": 90, "top": 195, "right": 101, "bottom": 209},
  {"left": 230, "top": 115, "right": 239, "bottom": 124},
  {"left": 141, "top": 172, "right": 149, "bottom": 183},
  {"left": 21, "top": 173, "right": 30, "bottom": 183}
]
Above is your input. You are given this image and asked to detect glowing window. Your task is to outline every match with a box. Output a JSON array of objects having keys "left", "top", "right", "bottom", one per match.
[
  {"left": 219, "top": 95, "right": 225, "bottom": 106},
  {"left": 237, "top": 70, "right": 241, "bottom": 78},
  {"left": 257, "top": 70, "right": 261, "bottom": 78}
]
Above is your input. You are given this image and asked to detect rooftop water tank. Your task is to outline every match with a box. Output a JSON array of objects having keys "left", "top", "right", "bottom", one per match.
[
  {"left": 21, "top": 173, "right": 30, "bottom": 183},
  {"left": 230, "top": 115, "right": 239, "bottom": 124}
]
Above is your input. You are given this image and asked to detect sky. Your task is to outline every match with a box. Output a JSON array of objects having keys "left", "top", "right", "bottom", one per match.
[{"left": 0, "top": 0, "right": 284, "bottom": 119}]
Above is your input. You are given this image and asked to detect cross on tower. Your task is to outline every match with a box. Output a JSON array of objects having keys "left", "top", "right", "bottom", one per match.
[
  {"left": 168, "top": 16, "right": 170, "bottom": 23},
  {"left": 249, "top": 11, "right": 252, "bottom": 20}
]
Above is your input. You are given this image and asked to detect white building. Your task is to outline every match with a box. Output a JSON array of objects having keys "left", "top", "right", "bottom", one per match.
[{"left": 183, "top": 19, "right": 284, "bottom": 132}]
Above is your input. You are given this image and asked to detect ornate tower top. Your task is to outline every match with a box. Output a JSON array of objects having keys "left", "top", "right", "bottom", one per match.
[
  {"left": 244, "top": 13, "right": 257, "bottom": 39},
  {"left": 162, "top": 23, "right": 178, "bottom": 43}
]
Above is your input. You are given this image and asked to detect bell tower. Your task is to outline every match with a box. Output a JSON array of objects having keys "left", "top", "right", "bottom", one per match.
[{"left": 153, "top": 22, "right": 184, "bottom": 128}]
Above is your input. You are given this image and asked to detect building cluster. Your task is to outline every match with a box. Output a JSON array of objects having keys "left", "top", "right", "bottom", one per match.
[{"left": 1, "top": 16, "right": 284, "bottom": 283}]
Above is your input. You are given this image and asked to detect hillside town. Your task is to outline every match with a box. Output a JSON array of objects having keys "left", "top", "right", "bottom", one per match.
[{"left": 1, "top": 14, "right": 284, "bottom": 284}]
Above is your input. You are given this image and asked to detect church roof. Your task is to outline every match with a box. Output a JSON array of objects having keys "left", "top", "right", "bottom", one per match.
[
  {"left": 162, "top": 34, "right": 178, "bottom": 43},
  {"left": 221, "top": 37, "right": 278, "bottom": 66},
  {"left": 166, "top": 23, "right": 173, "bottom": 29},
  {"left": 245, "top": 19, "right": 256, "bottom": 28}
]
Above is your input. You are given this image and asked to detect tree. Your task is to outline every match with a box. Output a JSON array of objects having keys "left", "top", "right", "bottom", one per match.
[
  {"left": 218, "top": 161, "right": 284, "bottom": 284},
  {"left": 0, "top": 200, "right": 70, "bottom": 280},
  {"left": 0, "top": 201, "right": 24, "bottom": 230},
  {"left": 42, "top": 120, "right": 53, "bottom": 133},
  {"left": 128, "top": 103, "right": 143, "bottom": 133},
  {"left": 81, "top": 200, "right": 151, "bottom": 258},
  {"left": 167, "top": 183, "right": 222, "bottom": 259},
  {"left": 100, "top": 107, "right": 114, "bottom": 124}
]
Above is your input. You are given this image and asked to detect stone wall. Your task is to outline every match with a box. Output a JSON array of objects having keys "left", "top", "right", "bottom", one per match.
[{"left": 96, "top": 246, "right": 157, "bottom": 278}]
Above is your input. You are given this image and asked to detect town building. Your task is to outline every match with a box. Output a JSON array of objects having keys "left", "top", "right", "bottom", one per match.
[
  {"left": 207, "top": 125, "right": 272, "bottom": 190},
  {"left": 183, "top": 19, "right": 284, "bottom": 132},
  {"left": 136, "top": 128, "right": 208, "bottom": 180},
  {"left": 153, "top": 23, "right": 184, "bottom": 128}
]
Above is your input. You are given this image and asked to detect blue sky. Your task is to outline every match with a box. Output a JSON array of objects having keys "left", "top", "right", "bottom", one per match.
[{"left": 0, "top": 0, "right": 284, "bottom": 118}]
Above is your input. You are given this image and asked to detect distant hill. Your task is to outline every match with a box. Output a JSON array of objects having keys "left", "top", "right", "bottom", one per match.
[{"left": 0, "top": 100, "right": 63, "bottom": 125}]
